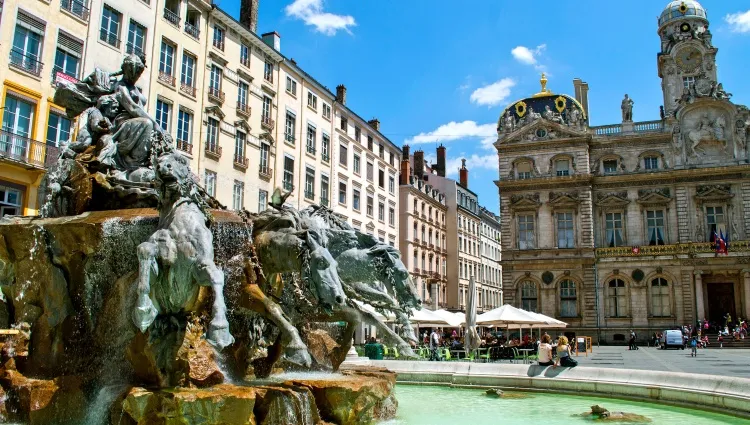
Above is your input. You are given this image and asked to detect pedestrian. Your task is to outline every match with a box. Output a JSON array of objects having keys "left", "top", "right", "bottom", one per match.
[
  {"left": 689, "top": 336, "right": 698, "bottom": 357},
  {"left": 429, "top": 328, "right": 440, "bottom": 361},
  {"left": 628, "top": 329, "right": 639, "bottom": 350}
]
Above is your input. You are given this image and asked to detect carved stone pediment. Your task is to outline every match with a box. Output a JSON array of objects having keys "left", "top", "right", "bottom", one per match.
[
  {"left": 234, "top": 120, "right": 251, "bottom": 132},
  {"left": 205, "top": 105, "right": 225, "bottom": 120},
  {"left": 595, "top": 191, "right": 629, "bottom": 208},
  {"left": 548, "top": 191, "right": 581, "bottom": 210},
  {"left": 695, "top": 185, "right": 733, "bottom": 203},
  {"left": 505, "top": 119, "right": 587, "bottom": 143},
  {"left": 259, "top": 132, "right": 274, "bottom": 144},
  {"left": 510, "top": 193, "right": 541, "bottom": 210},
  {"left": 637, "top": 188, "right": 672, "bottom": 206}
]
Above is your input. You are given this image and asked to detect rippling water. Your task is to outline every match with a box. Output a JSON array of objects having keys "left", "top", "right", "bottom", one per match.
[{"left": 383, "top": 385, "right": 750, "bottom": 425}]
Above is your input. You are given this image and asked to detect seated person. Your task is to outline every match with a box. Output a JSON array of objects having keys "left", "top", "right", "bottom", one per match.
[{"left": 537, "top": 334, "right": 554, "bottom": 366}]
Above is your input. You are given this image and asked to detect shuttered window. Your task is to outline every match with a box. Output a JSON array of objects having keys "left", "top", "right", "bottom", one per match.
[{"left": 17, "top": 10, "right": 46, "bottom": 35}]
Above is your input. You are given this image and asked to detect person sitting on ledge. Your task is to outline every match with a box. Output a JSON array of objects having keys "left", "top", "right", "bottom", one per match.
[
  {"left": 554, "top": 336, "right": 578, "bottom": 368},
  {"left": 364, "top": 337, "right": 384, "bottom": 360},
  {"left": 537, "top": 334, "right": 554, "bottom": 366}
]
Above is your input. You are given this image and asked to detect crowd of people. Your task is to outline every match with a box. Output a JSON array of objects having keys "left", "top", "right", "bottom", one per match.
[{"left": 647, "top": 314, "right": 748, "bottom": 352}]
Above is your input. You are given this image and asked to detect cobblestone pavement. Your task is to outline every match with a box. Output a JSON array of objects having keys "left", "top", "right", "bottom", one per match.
[{"left": 573, "top": 345, "right": 750, "bottom": 378}]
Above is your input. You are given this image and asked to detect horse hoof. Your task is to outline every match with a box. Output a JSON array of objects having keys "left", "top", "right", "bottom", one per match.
[
  {"left": 132, "top": 299, "right": 158, "bottom": 332},
  {"left": 284, "top": 346, "right": 312, "bottom": 368},
  {"left": 208, "top": 326, "right": 235, "bottom": 350}
]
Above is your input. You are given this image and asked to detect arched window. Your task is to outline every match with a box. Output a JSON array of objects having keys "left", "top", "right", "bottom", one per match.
[
  {"left": 520, "top": 281, "right": 538, "bottom": 312},
  {"left": 651, "top": 278, "right": 671, "bottom": 317},
  {"left": 559, "top": 280, "right": 577, "bottom": 317},
  {"left": 607, "top": 279, "right": 628, "bottom": 317}
]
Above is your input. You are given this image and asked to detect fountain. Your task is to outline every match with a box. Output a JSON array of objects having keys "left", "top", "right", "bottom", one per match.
[{"left": 0, "top": 54, "right": 417, "bottom": 424}]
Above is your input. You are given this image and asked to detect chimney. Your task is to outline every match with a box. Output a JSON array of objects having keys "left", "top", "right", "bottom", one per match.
[
  {"left": 402, "top": 144, "right": 410, "bottom": 158},
  {"left": 335, "top": 85, "right": 347, "bottom": 105},
  {"left": 413, "top": 150, "right": 425, "bottom": 180},
  {"left": 240, "top": 0, "right": 259, "bottom": 33},
  {"left": 436, "top": 144, "right": 446, "bottom": 177},
  {"left": 400, "top": 159, "right": 411, "bottom": 186},
  {"left": 459, "top": 158, "right": 469, "bottom": 188},
  {"left": 368, "top": 118, "right": 380, "bottom": 131},
  {"left": 573, "top": 78, "right": 590, "bottom": 125},
  {"left": 261, "top": 31, "right": 280, "bottom": 51}
]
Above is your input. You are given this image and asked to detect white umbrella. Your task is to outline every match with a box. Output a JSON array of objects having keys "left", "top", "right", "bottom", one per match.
[
  {"left": 527, "top": 311, "right": 568, "bottom": 328},
  {"left": 407, "top": 308, "right": 454, "bottom": 326},
  {"left": 464, "top": 276, "right": 480, "bottom": 356},
  {"left": 477, "top": 304, "right": 545, "bottom": 326},
  {"left": 432, "top": 309, "right": 465, "bottom": 327}
]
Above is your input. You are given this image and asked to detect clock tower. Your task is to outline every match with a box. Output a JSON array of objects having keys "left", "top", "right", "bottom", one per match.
[{"left": 657, "top": 0, "right": 717, "bottom": 115}]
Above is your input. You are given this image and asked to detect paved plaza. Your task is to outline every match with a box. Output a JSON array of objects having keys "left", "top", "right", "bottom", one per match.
[{"left": 572, "top": 345, "right": 750, "bottom": 378}]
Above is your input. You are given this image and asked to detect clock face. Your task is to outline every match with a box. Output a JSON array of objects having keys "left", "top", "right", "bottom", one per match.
[{"left": 675, "top": 47, "right": 702, "bottom": 72}]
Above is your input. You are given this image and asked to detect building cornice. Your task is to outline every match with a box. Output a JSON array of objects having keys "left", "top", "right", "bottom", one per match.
[{"left": 400, "top": 185, "right": 448, "bottom": 210}]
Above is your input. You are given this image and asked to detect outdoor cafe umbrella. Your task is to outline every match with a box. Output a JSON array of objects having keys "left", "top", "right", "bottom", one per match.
[
  {"left": 432, "top": 309, "right": 465, "bottom": 327},
  {"left": 477, "top": 304, "right": 547, "bottom": 341},
  {"left": 464, "top": 275, "right": 481, "bottom": 357}
]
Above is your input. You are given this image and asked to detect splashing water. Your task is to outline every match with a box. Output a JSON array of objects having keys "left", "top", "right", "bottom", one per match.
[{"left": 83, "top": 385, "right": 128, "bottom": 425}]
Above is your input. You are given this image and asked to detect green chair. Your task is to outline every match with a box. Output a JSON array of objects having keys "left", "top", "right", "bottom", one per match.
[
  {"left": 443, "top": 348, "right": 453, "bottom": 361},
  {"left": 479, "top": 347, "right": 494, "bottom": 363},
  {"left": 383, "top": 346, "right": 391, "bottom": 359},
  {"left": 392, "top": 347, "right": 400, "bottom": 359},
  {"left": 512, "top": 347, "right": 525, "bottom": 363}
]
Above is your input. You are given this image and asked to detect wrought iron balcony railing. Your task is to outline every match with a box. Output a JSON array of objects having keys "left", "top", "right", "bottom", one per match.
[
  {"left": 163, "top": 8, "right": 180, "bottom": 27},
  {"left": 261, "top": 115, "right": 275, "bottom": 130},
  {"left": 259, "top": 166, "right": 273, "bottom": 179},
  {"left": 180, "top": 82, "right": 196, "bottom": 97},
  {"left": 207, "top": 87, "right": 225, "bottom": 104},
  {"left": 236, "top": 102, "right": 251, "bottom": 117},
  {"left": 185, "top": 21, "right": 200, "bottom": 39},
  {"left": 0, "top": 130, "right": 49, "bottom": 168},
  {"left": 233, "top": 154, "right": 248, "bottom": 170},
  {"left": 213, "top": 38, "right": 224, "bottom": 51},
  {"left": 176, "top": 139, "right": 192, "bottom": 154},
  {"left": 61, "top": 0, "right": 89, "bottom": 20},
  {"left": 99, "top": 30, "right": 121, "bottom": 48},
  {"left": 9, "top": 49, "right": 42, "bottom": 77},
  {"left": 205, "top": 143, "right": 222, "bottom": 159},
  {"left": 158, "top": 71, "right": 175, "bottom": 87}
]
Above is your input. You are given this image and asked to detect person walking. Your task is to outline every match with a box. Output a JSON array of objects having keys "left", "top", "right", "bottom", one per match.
[
  {"left": 689, "top": 336, "right": 698, "bottom": 357},
  {"left": 628, "top": 330, "right": 639, "bottom": 350},
  {"left": 429, "top": 328, "right": 440, "bottom": 361}
]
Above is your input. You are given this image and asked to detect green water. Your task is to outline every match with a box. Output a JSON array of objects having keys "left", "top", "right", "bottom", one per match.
[{"left": 384, "top": 385, "right": 750, "bottom": 425}]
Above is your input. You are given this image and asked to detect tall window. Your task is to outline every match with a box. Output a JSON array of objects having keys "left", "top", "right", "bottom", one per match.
[
  {"left": 605, "top": 212, "right": 625, "bottom": 247},
  {"left": 155, "top": 100, "right": 170, "bottom": 131},
  {"left": 54, "top": 33, "right": 82, "bottom": 79},
  {"left": 378, "top": 169, "right": 384, "bottom": 188},
  {"left": 367, "top": 135, "right": 373, "bottom": 151},
  {"left": 206, "top": 118, "right": 218, "bottom": 152},
  {"left": 366, "top": 162, "right": 374, "bottom": 181},
  {"left": 238, "top": 81, "right": 249, "bottom": 109},
  {"left": 320, "top": 175, "right": 329, "bottom": 205},
  {"left": 340, "top": 117, "right": 348, "bottom": 132},
  {"left": 159, "top": 40, "right": 175, "bottom": 76},
  {"left": 127, "top": 20, "right": 146, "bottom": 56},
  {"left": 258, "top": 190, "right": 268, "bottom": 212},
  {"left": 321, "top": 134, "right": 330, "bottom": 162},
  {"left": 607, "top": 279, "right": 627, "bottom": 317},
  {"left": 284, "top": 112, "right": 296, "bottom": 144},
  {"left": 354, "top": 126, "right": 361, "bottom": 142},
  {"left": 338, "top": 182, "right": 347, "bottom": 205},
  {"left": 46, "top": 112, "right": 71, "bottom": 146},
  {"left": 100, "top": 6, "right": 121, "bottom": 47},
  {"left": 706, "top": 206, "right": 726, "bottom": 241},
  {"left": 520, "top": 281, "right": 538, "bottom": 312},
  {"left": 177, "top": 110, "right": 192, "bottom": 145},
  {"left": 209, "top": 65, "right": 222, "bottom": 92},
  {"left": 263, "top": 60, "right": 273, "bottom": 82},
  {"left": 557, "top": 212, "right": 574, "bottom": 248},
  {"left": 204, "top": 170, "right": 216, "bottom": 197},
  {"left": 259, "top": 142, "right": 270, "bottom": 172},
  {"left": 367, "top": 195, "right": 374, "bottom": 216},
  {"left": 353, "top": 154, "right": 360, "bottom": 174},
  {"left": 283, "top": 156, "right": 294, "bottom": 191},
  {"left": 646, "top": 210, "right": 665, "bottom": 246},
  {"left": 213, "top": 25, "right": 224, "bottom": 49},
  {"left": 555, "top": 159, "right": 570, "bottom": 177},
  {"left": 389, "top": 207, "right": 395, "bottom": 226},
  {"left": 518, "top": 214, "right": 535, "bottom": 249},
  {"left": 651, "top": 278, "right": 671, "bottom": 317},
  {"left": 285, "top": 76, "right": 297, "bottom": 96},
  {"left": 180, "top": 53, "right": 196, "bottom": 88},
  {"left": 379, "top": 144, "right": 384, "bottom": 159},
  {"left": 240, "top": 43, "right": 250, "bottom": 66},
  {"left": 389, "top": 176, "right": 395, "bottom": 194},
  {"left": 306, "top": 124, "right": 316, "bottom": 154},
  {"left": 378, "top": 202, "right": 385, "bottom": 221},
  {"left": 262, "top": 96, "right": 272, "bottom": 122},
  {"left": 232, "top": 181, "right": 244, "bottom": 210},
  {"left": 352, "top": 189, "right": 361, "bottom": 210},
  {"left": 322, "top": 103, "right": 331, "bottom": 120},
  {"left": 339, "top": 144, "right": 348, "bottom": 166},
  {"left": 560, "top": 280, "right": 577, "bottom": 317},
  {"left": 304, "top": 167, "right": 315, "bottom": 200},
  {"left": 234, "top": 131, "right": 246, "bottom": 160}
]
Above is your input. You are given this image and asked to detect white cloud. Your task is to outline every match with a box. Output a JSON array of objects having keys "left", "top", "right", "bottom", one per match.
[
  {"left": 445, "top": 154, "right": 498, "bottom": 177},
  {"left": 470, "top": 78, "right": 516, "bottom": 107},
  {"left": 285, "top": 0, "right": 356, "bottom": 36},
  {"left": 406, "top": 121, "right": 497, "bottom": 146},
  {"left": 511, "top": 44, "right": 547, "bottom": 71},
  {"left": 726, "top": 10, "right": 750, "bottom": 33}
]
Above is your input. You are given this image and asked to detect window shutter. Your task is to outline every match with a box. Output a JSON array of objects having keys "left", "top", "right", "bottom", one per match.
[
  {"left": 17, "top": 10, "right": 46, "bottom": 35},
  {"left": 57, "top": 31, "right": 84, "bottom": 57}
]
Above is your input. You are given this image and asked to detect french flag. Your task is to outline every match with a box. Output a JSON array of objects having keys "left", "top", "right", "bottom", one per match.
[{"left": 715, "top": 230, "right": 728, "bottom": 255}]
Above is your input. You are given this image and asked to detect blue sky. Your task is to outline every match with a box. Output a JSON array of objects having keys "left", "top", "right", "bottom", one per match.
[{"left": 219, "top": 0, "right": 750, "bottom": 214}]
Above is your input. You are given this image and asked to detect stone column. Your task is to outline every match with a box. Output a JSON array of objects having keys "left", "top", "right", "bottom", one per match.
[
  {"left": 743, "top": 270, "right": 750, "bottom": 320},
  {"left": 694, "top": 271, "right": 705, "bottom": 322}
]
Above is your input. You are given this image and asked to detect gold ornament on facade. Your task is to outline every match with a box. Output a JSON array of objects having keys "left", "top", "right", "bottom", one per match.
[
  {"left": 555, "top": 96, "right": 567, "bottom": 113},
  {"left": 532, "top": 73, "right": 552, "bottom": 98},
  {"left": 515, "top": 101, "right": 527, "bottom": 117}
]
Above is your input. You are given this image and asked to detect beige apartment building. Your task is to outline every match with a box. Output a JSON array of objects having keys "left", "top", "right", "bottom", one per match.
[
  {"left": 399, "top": 146, "right": 448, "bottom": 310},
  {"left": 480, "top": 207, "right": 503, "bottom": 308}
]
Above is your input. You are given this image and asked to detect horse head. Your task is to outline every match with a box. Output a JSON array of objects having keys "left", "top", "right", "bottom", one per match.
[{"left": 304, "top": 231, "right": 347, "bottom": 314}]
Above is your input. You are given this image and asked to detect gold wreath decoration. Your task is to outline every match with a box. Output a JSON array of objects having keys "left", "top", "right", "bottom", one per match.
[
  {"left": 515, "top": 101, "right": 527, "bottom": 117},
  {"left": 555, "top": 96, "right": 567, "bottom": 113},
  {"left": 678, "top": 2, "right": 688, "bottom": 14}
]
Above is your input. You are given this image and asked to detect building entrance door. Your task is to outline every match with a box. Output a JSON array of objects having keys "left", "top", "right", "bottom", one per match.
[{"left": 706, "top": 282, "right": 736, "bottom": 326}]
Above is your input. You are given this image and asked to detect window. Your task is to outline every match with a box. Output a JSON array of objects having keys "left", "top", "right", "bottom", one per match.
[
  {"left": 555, "top": 159, "right": 570, "bottom": 177},
  {"left": 240, "top": 43, "right": 250, "bottom": 66},
  {"left": 304, "top": 167, "right": 315, "bottom": 200},
  {"left": 234, "top": 131, "right": 246, "bottom": 161},
  {"left": 213, "top": 25, "right": 224, "bottom": 49},
  {"left": 155, "top": 99, "right": 171, "bottom": 131},
  {"left": 644, "top": 156, "right": 659, "bottom": 170},
  {"left": 388, "top": 176, "right": 395, "bottom": 194},
  {"left": 127, "top": 20, "right": 146, "bottom": 56},
  {"left": 520, "top": 281, "right": 538, "bottom": 312},
  {"left": 159, "top": 40, "right": 175, "bottom": 77},
  {"left": 209, "top": 65, "right": 222, "bottom": 92},
  {"left": 367, "top": 136, "right": 373, "bottom": 151},
  {"left": 286, "top": 76, "right": 297, "bottom": 96},
  {"left": 283, "top": 156, "right": 294, "bottom": 191},
  {"left": 366, "top": 162, "right": 374, "bottom": 181},
  {"left": 180, "top": 53, "right": 196, "bottom": 88},
  {"left": 206, "top": 118, "right": 219, "bottom": 152},
  {"left": 260, "top": 142, "right": 270, "bottom": 173},
  {"left": 683, "top": 76, "right": 695, "bottom": 91},
  {"left": 557, "top": 212, "right": 575, "bottom": 248},
  {"left": 560, "top": 280, "right": 577, "bottom": 317},
  {"left": 339, "top": 182, "right": 347, "bottom": 205},
  {"left": 354, "top": 126, "right": 361, "bottom": 142},
  {"left": 518, "top": 214, "right": 535, "bottom": 249},
  {"left": 378, "top": 169, "right": 385, "bottom": 188},
  {"left": 353, "top": 154, "right": 360, "bottom": 174},
  {"left": 389, "top": 207, "right": 395, "bottom": 226},
  {"left": 238, "top": 81, "right": 249, "bottom": 109},
  {"left": 605, "top": 212, "right": 625, "bottom": 247},
  {"left": 0, "top": 185, "right": 22, "bottom": 216},
  {"left": 321, "top": 134, "right": 330, "bottom": 162},
  {"left": 264, "top": 60, "right": 273, "bottom": 82},
  {"left": 100, "top": 6, "right": 121, "bottom": 47},
  {"left": 284, "top": 112, "right": 296, "bottom": 144},
  {"left": 204, "top": 170, "right": 216, "bottom": 197},
  {"left": 651, "top": 278, "right": 671, "bottom": 317},
  {"left": 603, "top": 159, "right": 618, "bottom": 174},
  {"left": 353, "top": 189, "right": 361, "bottom": 210},
  {"left": 646, "top": 210, "right": 665, "bottom": 246},
  {"left": 320, "top": 175, "right": 329, "bottom": 206},
  {"left": 607, "top": 279, "right": 627, "bottom": 317},
  {"left": 12, "top": 12, "right": 45, "bottom": 76},
  {"left": 176, "top": 109, "right": 192, "bottom": 146},
  {"left": 232, "top": 180, "right": 244, "bottom": 210},
  {"left": 378, "top": 202, "right": 385, "bottom": 221},
  {"left": 258, "top": 190, "right": 268, "bottom": 212},
  {"left": 516, "top": 162, "right": 531, "bottom": 179},
  {"left": 389, "top": 152, "right": 395, "bottom": 167},
  {"left": 367, "top": 196, "right": 374, "bottom": 216},
  {"left": 46, "top": 112, "right": 71, "bottom": 146},
  {"left": 706, "top": 206, "right": 727, "bottom": 241},
  {"left": 306, "top": 124, "right": 316, "bottom": 155},
  {"left": 339, "top": 144, "right": 348, "bottom": 166},
  {"left": 307, "top": 92, "right": 318, "bottom": 110},
  {"left": 379, "top": 143, "right": 384, "bottom": 159},
  {"left": 322, "top": 103, "right": 331, "bottom": 120},
  {"left": 340, "top": 117, "right": 348, "bottom": 132},
  {"left": 54, "top": 33, "right": 82, "bottom": 79}
]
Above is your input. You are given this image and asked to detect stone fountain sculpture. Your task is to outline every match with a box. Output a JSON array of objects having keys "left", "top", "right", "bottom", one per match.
[{"left": 0, "top": 54, "right": 411, "bottom": 424}]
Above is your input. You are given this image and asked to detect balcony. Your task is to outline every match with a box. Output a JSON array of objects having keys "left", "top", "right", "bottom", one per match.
[
  {"left": 595, "top": 240, "right": 750, "bottom": 258},
  {"left": 236, "top": 102, "right": 251, "bottom": 118},
  {"left": 125, "top": 43, "right": 144, "bottom": 58},
  {"left": 261, "top": 115, "right": 275, "bottom": 131},
  {"left": 233, "top": 154, "right": 248, "bottom": 170},
  {"left": 158, "top": 71, "right": 175, "bottom": 87},
  {"left": 61, "top": 0, "right": 89, "bottom": 21},
  {"left": 208, "top": 87, "right": 225, "bottom": 104},
  {"left": 163, "top": 8, "right": 180, "bottom": 27},
  {"left": 264, "top": 71, "right": 273, "bottom": 84},
  {"left": 9, "top": 49, "right": 43, "bottom": 77},
  {"left": 241, "top": 57, "right": 250, "bottom": 68},
  {"left": 99, "top": 30, "right": 121, "bottom": 49},
  {"left": 259, "top": 165, "right": 273, "bottom": 180},
  {"left": 283, "top": 180, "right": 293, "bottom": 192},
  {"left": 321, "top": 152, "right": 330, "bottom": 163},
  {"left": 592, "top": 120, "right": 665, "bottom": 136},
  {"left": 304, "top": 191, "right": 315, "bottom": 200},
  {"left": 0, "top": 130, "right": 50, "bottom": 168},
  {"left": 284, "top": 133, "right": 295, "bottom": 145},
  {"left": 204, "top": 143, "right": 222, "bottom": 160},
  {"left": 213, "top": 38, "right": 225, "bottom": 51},
  {"left": 179, "top": 82, "right": 196, "bottom": 97},
  {"left": 306, "top": 145, "right": 316, "bottom": 156},
  {"left": 176, "top": 139, "right": 192, "bottom": 154},
  {"left": 320, "top": 197, "right": 329, "bottom": 207},
  {"left": 184, "top": 21, "right": 200, "bottom": 39}
]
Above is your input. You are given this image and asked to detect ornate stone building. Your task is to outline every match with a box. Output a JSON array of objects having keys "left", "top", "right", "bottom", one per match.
[{"left": 496, "top": 0, "right": 750, "bottom": 343}]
